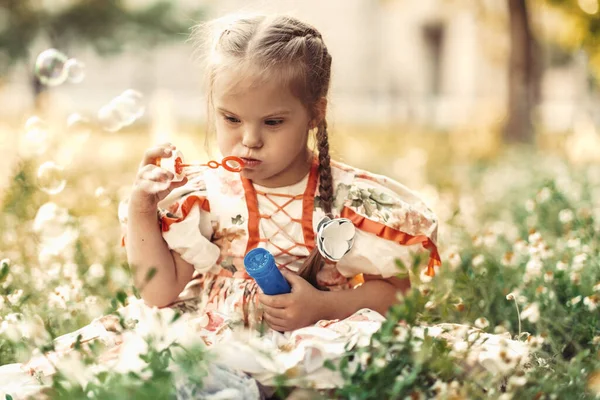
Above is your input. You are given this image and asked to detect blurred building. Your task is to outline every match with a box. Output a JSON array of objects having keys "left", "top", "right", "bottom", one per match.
[{"left": 0, "top": 0, "right": 590, "bottom": 132}]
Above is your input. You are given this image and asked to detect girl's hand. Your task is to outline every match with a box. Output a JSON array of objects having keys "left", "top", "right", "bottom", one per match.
[
  {"left": 258, "top": 269, "right": 327, "bottom": 332},
  {"left": 129, "top": 143, "right": 188, "bottom": 213}
]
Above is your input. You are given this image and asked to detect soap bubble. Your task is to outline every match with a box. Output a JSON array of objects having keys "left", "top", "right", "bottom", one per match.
[
  {"left": 34, "top": 49, "right": 69, "bottom": 86},
  {"left": 37, "top": 162, "right": 66, "bottom": 195},
  {"left": 120, "top": 89, "right": 145, "bottom": 120},
  {"left": 24, "top": 116, "right": 50, "bottom": 155},
  {"left": 65, "top": 58, "right": 85, "bottom": 83},
  {"left": 33, "top": 203, "right": 78, "bottom": 265},
  {"left": 97, "top": 90, "right": 145, "bottom": 132},
  {"left": 97, "top": 103, "right": 124, "bottom": 132}
]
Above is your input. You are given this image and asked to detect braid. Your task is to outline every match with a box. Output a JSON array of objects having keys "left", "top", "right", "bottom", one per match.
[
  {"left": 316, "top": 121, "right": 333, "bottom": 216},
  {"left": 298, "top": 120, "right": 333, "bottom": 289}
]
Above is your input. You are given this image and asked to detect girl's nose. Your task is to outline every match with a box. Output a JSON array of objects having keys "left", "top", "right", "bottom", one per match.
[{"left": 242, "top": 127, "right": 263, "bottom": 149}]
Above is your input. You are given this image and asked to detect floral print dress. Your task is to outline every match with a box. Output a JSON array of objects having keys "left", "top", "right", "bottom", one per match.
[{"left": 155, "top": 157, "right": 441, "bottom": 328}]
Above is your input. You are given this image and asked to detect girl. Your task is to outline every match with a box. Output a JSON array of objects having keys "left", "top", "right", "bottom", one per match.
[
  {"left": 126, "top": 13, "right": 440, "bottom": 326},
  {"left": 1, "top": 12, "right": 458, "bottom": 399}
]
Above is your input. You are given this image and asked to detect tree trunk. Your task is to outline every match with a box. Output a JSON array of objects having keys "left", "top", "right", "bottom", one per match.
[{"left": 504, "top": 0, "right": 541, "bottom": 144}]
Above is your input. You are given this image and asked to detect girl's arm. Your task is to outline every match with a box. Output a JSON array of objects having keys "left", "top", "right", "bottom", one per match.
[
  {"left": 126, "top": 207, "right": 194, "bottom": 308},
  {"left": 319, "top": 275, "right": 411, "bottom": 320},
  {"left": 126, "top": 143, "right": 194, "bottom": 308}
]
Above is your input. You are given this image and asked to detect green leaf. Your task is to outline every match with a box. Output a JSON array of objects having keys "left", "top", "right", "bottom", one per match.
[{"left": 116, "top": 291, "right": 128, "bottom": 306}]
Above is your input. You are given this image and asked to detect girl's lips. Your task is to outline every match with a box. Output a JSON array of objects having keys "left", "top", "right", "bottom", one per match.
[{"left": 241, "top": 157, "right": 262, "bottom": 168}]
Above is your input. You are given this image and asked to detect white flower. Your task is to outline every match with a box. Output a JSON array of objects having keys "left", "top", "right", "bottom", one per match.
[
  {"left": 373, "top": 357, "right": 387, "bottom": 368},
  {"left": 556, "top": 261, "right": 568, "bottom": 271},
  {"left": 524, "top": 257, "right": 543, "bottom": 281},
  {"left": 501, "top": 252, "right": 517, "bottom": 268},
  {"left": 506, "top": 292, "right": 516, "bottom": 301},
  {"left": 472, "top": 254, "right": 485, "bottom": 268},
  {"left": 558, "top": 209, "right": 575, "bottom": 224},
  {"left": 424, "top": 301, "right": 435, "bottom": 310},
  {"left": 508, "top": 375, "right": 528, "bottom": 388},
  {"left": 48, "top": 292, "right": 67, "bottom": 309},
  {"left": 526, "top": 335, "right": 545, "bottom": 351},
  {"left": 474, "top": 317, "right": 490, "bottom": 329},
  {"left": 0, "top": 296, "right": 4, "bottom": 310},
  {"left": 54, "top": 352, "right": 95, "bottom": 388},
  {"left": 572, "top": 253, "right": 587, "bottom": 271},
  {"left": 528, "top": 231, "right": 542, "bottom": 244},
  {"left": 593, "top": 282, "right": 600, "bottom": 292},
  {"left": 447, "top": 251, "right": 462, "bottom": 270},
  {"left": 570, "top": 296, "right": 582, "bottom": 306},
  {"left": 584, "top": 295, "right": 599, "bottom": 312},
  {"left": 544, "top": 271, "right": 554, "bottom": 283},
  {"left": 87, "top": 263, "right": 105, "bottom": 280},
  {"left": 514, "top": 240, "right": 528, "bottom": 255},
  {"left": 525, "top": 199, "right": 536, "bottom": 212},
  {"left": 570, "top": 272, "right": 581, "bottom": 285},
  {"left": 521, "top": 303, "right": 540, "bottom": 323},
  {"left": 7, "top": 289, "right": 23, "bottom": 305},
  {"left": 20, "top": 315, "right": 51, "bottom": 347},
  {"left": 536, "top": 187, "right": 551, "bottom": 203},
  {"left": 567, "top": 238, "right": 581, "bottom": 249}
]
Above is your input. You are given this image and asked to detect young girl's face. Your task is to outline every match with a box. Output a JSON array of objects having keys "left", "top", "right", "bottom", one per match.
[{"left": 213, "top": 68, "right": 314, "bottom": 188}]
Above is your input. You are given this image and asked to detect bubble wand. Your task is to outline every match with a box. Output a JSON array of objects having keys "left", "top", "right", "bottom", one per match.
[{"left": 157, "top": 150, "right": 245, "bottom": 180}]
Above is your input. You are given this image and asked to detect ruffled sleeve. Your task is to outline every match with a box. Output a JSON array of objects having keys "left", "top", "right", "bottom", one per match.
[
  {"left": 156, "top": 172, "right": 221, "bottom": 274},
  {"left": 334, "top": 170, "right": 441, "bottom": 279}
]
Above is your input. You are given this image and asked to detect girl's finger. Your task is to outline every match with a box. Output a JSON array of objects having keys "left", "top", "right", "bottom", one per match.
[
  {"left": 167, "top": 176, "right": 188, "bottom": 191},
  {"left": 262, "top": 305, "right": 287, "bottom": 319},
  {"left": 155, "top": 177, "right": 188, "bottom": 200},
  {"left": 139, "top": 166, "right": 173, "bottom": 182},
  {"left": 140, "top": 144, "right": 175, "bottom": 167}
]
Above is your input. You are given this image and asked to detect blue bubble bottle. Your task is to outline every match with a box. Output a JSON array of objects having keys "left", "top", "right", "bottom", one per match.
[{"left": 244, "top": 248, "right": 291, "bottom": 295}]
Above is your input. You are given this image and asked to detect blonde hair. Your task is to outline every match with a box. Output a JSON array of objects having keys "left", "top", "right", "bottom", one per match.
[{"left": 192, "top": 13, "right": 334, "bottom": 289}]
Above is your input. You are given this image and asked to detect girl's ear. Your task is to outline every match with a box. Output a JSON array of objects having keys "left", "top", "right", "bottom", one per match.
[{"left": 309, "top": 97, "right": 328, "bottom": 130}]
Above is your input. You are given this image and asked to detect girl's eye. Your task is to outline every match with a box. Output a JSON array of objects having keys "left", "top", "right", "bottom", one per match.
[
  {"left": 224, "top": 115, "right": 240, "bottom": 124},
  {"left": 265, "top": 119, "right": 283, "bottom": 126}
]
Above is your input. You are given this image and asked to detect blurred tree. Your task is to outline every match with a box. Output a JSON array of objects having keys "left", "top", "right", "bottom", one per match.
[
  {"left": 0, "top": 0, "right": 204, "bottom": 100},
  {"left": 504, "top": 0, "right": 542, "bottom": 144}
]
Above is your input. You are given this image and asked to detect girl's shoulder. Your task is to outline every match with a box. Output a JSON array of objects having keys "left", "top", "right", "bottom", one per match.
[{"left": 329, "top": 159, "right": 438, "bottom": 242}]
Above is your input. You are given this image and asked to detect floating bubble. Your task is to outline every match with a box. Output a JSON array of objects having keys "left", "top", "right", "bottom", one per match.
[
  {"left": 37, "top": 162, "right": 66, "bottom": 195},
  {"left": 33, "top": 203, "right": 79, "bottom": 265},
  {"left": 97, "top": 90, "right": 145, "bottom": 132},
  {"left": 97, "top": 103, "right": 124, "bottom": 132},
  {"left": 24, "top": 116, "right": 49, "bottom": 155},
  {"left": 34, "top": 49, "right": 69, "bottom": 86},
  {"left": 65, "top": 58, "right": 85, "bottom": 83},
  {"left": 120, "top": 89, "right": 145, "bottom": 119}
]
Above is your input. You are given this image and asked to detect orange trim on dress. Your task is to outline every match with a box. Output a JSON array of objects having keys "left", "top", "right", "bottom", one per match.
[
  {"left": 340, "top": 207, "right": 441, "bottom": 277},
  {"left": 241, "top": 157, "right": 319, "bottom": 256},
  {"left": 161, "top": 195, "right": 211, "bottom": 232},
  {"left": 241, "top": 177, "right": 261, "bottom": 253}
]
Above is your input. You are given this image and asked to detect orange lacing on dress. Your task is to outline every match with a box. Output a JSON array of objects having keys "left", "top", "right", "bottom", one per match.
[{"left": 241, "top": 159, "right": 319, "bottom": 269}]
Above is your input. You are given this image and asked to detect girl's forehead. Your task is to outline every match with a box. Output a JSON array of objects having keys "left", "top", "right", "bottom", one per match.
[{"left": 213, "top": 67, "right": 303, "bottom": 111}]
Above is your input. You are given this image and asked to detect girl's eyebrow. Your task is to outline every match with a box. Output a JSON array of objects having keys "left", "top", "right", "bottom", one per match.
[{"left": 217, "top": 107, "right": 291, "bottom": 119}]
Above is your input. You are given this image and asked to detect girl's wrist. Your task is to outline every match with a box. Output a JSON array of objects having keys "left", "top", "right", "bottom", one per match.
[
  {"left": 317, "top": 290, "right": 334, "bottom": 321},
  {"left": 128, "top": 191, "right": 160, "bottom": 216}
]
